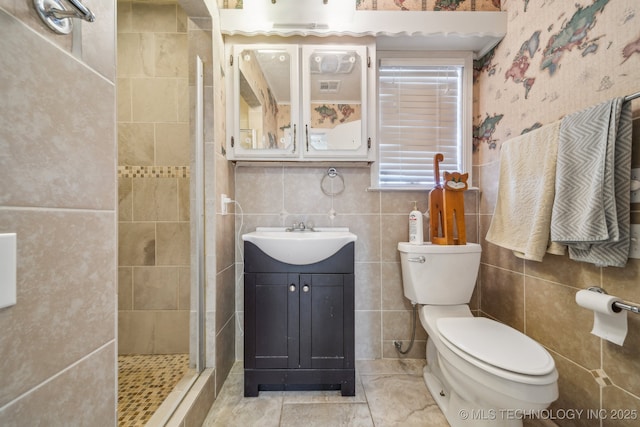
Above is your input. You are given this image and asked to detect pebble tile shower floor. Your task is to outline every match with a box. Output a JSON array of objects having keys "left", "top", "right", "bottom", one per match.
[{"left": 118, "top": 354, "right": 189, "bottom": 426}]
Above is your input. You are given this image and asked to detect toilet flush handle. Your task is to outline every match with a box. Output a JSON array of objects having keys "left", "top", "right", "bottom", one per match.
[{"left": 408, "top": 256, "right": 426, "bottom": 263}]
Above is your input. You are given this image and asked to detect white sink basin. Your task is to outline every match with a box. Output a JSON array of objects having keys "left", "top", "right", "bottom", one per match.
[{"left": 242, "top": 227, "right": 357, "bottom": 265}]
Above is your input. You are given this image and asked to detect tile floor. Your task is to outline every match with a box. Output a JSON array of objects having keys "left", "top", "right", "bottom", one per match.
[
  {"left": 202, "top": 359, "right": 450, "bottom": 427},
  {"left": 118, "top": 354, "right": 190, "bottom": 427}
]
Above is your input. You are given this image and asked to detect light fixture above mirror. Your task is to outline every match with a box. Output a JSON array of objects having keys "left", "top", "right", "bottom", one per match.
[{"left": 243, "top": 0, "right": 356, "bottom": 29}]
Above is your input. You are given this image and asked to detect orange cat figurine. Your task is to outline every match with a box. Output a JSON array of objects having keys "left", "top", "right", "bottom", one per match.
[{"left": 430, "top": 157, "right": 468, "bottom": 245}]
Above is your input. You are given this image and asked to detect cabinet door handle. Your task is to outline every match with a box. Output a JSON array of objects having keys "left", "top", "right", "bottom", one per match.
[
  {"left": 289, "top": 284, "right": 296, "bottom": 292},
  {"left": 302, "top": 285, "right": 310, "bottom": 293},
  {"left": 292, "top": 124, "right": 296, "bottom": 153}
]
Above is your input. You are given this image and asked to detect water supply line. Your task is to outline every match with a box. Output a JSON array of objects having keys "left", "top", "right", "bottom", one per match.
[{"left": 394, "top": 303, "right": 418, "bottom": 355}]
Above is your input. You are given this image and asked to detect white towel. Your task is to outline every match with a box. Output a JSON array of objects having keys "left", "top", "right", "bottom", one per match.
[
  {"left": 551, "top": 98, "right": 632, "bottom": 267},
  {"left": 486, "top": 121, "right": 564, "bottom": 262}
]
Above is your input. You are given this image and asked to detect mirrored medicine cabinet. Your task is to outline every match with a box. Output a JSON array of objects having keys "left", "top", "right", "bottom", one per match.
[{"left": 226, "top": 42, "right": 374, "bottom": 161}]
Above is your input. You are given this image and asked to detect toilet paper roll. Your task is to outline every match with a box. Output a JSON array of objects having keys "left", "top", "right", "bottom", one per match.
[{"left": 576, "top": 290, "right": 627, "bottom": 346}]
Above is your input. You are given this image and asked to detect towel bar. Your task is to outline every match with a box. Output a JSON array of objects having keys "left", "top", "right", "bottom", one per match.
[{"left": 587, "top": 287, "right": 640, "bottom": 314}]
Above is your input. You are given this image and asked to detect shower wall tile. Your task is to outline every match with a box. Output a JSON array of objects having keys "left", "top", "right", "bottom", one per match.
[
  {"left": 188, "top": 21, "right": 214, "bottom": 86},
  {"left": 177, "top": 5, "right": 188, "bottom": 32},
  {"left": 155, "top": 310, "right": 190, "bottom": 353},
  {"left": 155, "top": 33, "right": 189, "bottom": 78},
  {"left": 133, "top": 178, "right": 179, "bottom": 221},
  {"left": 132, "top": 78, "right": 179, "bottom": 122},
  {"left": 119, "top": 310, "right": 189, "bottom": 354},
  {"left": 177, "top": 78, "right": 190, "bottom": 122},
  {"left": 4, "top": 0, "right": 73, "bottom": 53},
  {"left": 133, "top": 267, "right": 180, "bottom": 310},
  {"left": 117, "top": 1, "right": 191, "bottom": 357},
  {"left": 118, "top": 78, "right": 133, "bottom": 121},
  {"left": 131, "top": 2, "right": 180, "bottom": 32},
  {"left": 119, "top": 177, "right": 133, "bottom": 221},
  {"left": 0, "top": 342, "right": 116, "bottom": 426},
  {"left": 119, "top": 267, "right": 134, "bottom": 310},
  {"left": 118, "top": 122, "right": 155, "bottom": 166},
  {"left": 157, "top": 123, "right": 190, "bottom": 166},
  {"left": 81, "top": 0, "right": 116, "bottom": 80},
  {"left": 157, "top": 222, "right": 190, "bottom": 265},
  {"left": 117, "top": 0, "right": 133, "bottom": 31},
  {"left": 0, "top": 11, "right": 115, "bottom": 211},
  {"left": 179, "top": 267, "right": 191, "bottom": 310},
  {"left": 178, "top": 178, "right": 191, "bottom": 221},
  {"left": 119, "top": 222, "right": 156, "bottom": 266},
  {"left": 117, "top": 33, "right": 155, "bottom": 77},
  {"left": 0, "top": 209, "right": 116, "bottom": 406},
  {"left": 0, "top": 0, "right": 117, "bottom": 419}
]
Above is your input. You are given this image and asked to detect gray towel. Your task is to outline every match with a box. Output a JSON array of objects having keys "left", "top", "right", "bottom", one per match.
[{"left": 550, "top": 98, "right": 632, "bottom": 267}]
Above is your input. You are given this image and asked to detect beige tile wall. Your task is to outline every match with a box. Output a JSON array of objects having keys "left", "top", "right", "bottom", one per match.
[
  {"left": 234, "top": 166, "right": 479, "bottom": 360},
  {"left": 117, "top": 1, "right": 191, "bottom": 355},
  {"left": 0, "top": 1, "right": 117, "bottom": 424}
]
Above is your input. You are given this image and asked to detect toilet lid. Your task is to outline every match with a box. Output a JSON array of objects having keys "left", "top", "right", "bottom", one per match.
[{"left": 437, "top": 317, "right": 555, "bottom": 376}]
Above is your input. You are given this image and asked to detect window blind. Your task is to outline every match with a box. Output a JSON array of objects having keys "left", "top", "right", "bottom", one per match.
[{"left": 378, "top": 61, "right": 463, "bottom": 188}]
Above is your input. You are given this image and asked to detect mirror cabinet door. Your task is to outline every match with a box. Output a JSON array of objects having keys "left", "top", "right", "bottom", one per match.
[
  {"left": 234, "top": 45, "right": 299, "bottom": 156},
  {"left": 302, "top": 45, "right": 367, "bottom": 156}
]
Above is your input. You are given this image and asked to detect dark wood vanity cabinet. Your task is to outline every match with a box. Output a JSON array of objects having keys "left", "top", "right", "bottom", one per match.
[{"left": 243, "top": 242, "right": 355, "bottom": 397}]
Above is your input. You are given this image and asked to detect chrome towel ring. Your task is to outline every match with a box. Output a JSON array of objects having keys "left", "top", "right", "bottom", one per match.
[{"left": 321, "top": 167, "right": 345, "bottom": 196}]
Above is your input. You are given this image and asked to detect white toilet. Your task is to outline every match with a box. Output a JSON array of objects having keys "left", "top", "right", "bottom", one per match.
[{"left": 398, "top": 242, "right": 558, "bottom": 427}]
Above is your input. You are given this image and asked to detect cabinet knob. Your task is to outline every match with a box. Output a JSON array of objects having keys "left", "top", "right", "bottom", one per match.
[
  {"left": 289, "top": 284, "right": 296, "bottom": 292},
  {"left": 302, "top": 285, "right": 310, "bottom": 293}
]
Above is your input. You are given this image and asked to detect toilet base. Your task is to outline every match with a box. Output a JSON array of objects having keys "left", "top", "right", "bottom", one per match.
[{"left": 424, "top": 339, "right": 524, "bottom": 427}]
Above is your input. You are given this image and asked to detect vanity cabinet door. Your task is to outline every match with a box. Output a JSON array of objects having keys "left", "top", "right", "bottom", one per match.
[
  {"left": 299, "top": 273, "right": 355, "bottom": 370},
  {"left": 244, "top": 272, "right": 300, "bottom": 369}
]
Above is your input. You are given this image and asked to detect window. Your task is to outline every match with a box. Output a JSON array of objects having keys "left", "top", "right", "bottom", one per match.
[{"left": 373, "top": 53, "right": 472, "bottom": 189}]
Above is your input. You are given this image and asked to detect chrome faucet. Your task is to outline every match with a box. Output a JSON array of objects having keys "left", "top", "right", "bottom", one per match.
[{"left": 286, "top": 221, "right": 315, "bottom": 232}]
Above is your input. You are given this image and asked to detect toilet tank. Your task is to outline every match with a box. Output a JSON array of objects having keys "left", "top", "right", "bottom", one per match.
[{"left": 398, "top": 242, "right": 482, "bottom": 305}]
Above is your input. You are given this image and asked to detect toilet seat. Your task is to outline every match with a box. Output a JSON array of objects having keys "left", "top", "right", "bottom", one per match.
[{"left": 437, "top": 317, "right": 555, "bottom": 377}]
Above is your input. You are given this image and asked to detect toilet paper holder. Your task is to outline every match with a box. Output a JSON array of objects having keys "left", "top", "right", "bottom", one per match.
[{"left": 587, "top": 287, "right": 640, "bottom": 314}]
